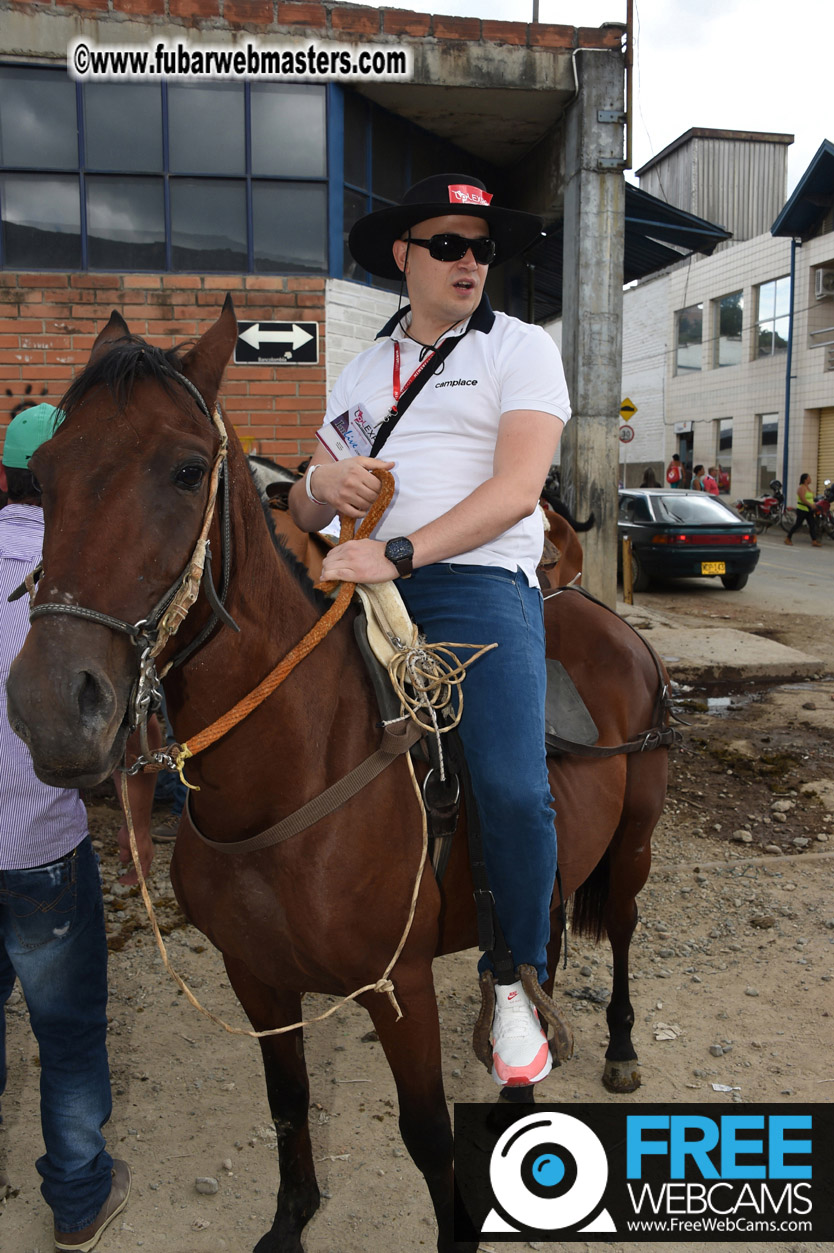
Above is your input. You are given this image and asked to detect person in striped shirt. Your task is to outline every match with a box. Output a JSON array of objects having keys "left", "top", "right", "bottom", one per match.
[{"left": 0, "top": 404, "right": 157, "bottom": 1252}]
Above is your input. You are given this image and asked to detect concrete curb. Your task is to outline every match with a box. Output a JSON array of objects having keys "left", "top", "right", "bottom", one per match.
[{"left": 617, "top": 604, "right": 825, "bottom": 686}]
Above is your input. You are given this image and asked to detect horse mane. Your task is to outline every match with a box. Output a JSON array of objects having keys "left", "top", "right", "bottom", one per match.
[
  {"left": 58, "top": 332, "right": 328, "bottom": 610},
  {"left": 58, "top": 335, "right": 196, "bottom": 422},
  {"left": 247, "top": 467, "right": 328, "bottom": 612}
]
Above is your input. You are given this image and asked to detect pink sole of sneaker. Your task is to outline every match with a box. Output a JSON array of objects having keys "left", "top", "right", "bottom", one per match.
[{"left": 491, "top": 1045, "right": 552, "bottom": 1088}]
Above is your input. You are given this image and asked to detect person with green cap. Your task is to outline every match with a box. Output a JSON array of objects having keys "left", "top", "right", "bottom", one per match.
[
  {"left": 1, "top": 404, "right": 158, "bottom": 1250},
  {"left": 290, "top": 174, "right": 570, "bottom": 1090}
]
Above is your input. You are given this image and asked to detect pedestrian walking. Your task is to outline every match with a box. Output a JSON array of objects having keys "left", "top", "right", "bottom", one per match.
[
  {"left": 785, "top": 473, "right": 821, "bottom": 546},
  {"left": 665, "top": 454, "right": 683, "bottom": 486}
]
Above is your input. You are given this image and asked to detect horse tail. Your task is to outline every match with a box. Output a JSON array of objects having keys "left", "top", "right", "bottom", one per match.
[
  {"left": 570, "top": 849, "right": 609, "bottom": 942},
  {"left": 541, "top": 492, "right": 596, "bottom": 534},
  {"left": 571, "top": 511, "right": 595, "bottom": 533}
]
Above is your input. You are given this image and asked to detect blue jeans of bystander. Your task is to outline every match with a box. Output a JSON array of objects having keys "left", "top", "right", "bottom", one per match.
[
  {"left": 397, "top": 563, "right": 556, "bottom": 982},
  {"left": 0, "top": 836, "right": 114, "bottom": 1231}
]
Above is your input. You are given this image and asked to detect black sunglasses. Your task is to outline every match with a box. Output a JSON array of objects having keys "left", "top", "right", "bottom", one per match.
[{"left": 407, "top": 233, "right": 497, "bottom": 265}]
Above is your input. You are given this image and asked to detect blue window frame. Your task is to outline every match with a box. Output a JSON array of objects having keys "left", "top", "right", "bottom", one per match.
[
  {"left": 337, "top": 87, "right": 495, "bottom": 290},
  {"left": 0, "top": 63, "right": 330, "bottom": 275}
]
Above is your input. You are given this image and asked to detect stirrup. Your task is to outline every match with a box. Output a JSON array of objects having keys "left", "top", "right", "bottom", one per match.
[{"left": 471, "top": 967, "right": 574, "bottom": 1073}]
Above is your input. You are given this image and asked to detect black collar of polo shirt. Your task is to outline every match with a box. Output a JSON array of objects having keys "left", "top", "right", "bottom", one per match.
[{"left": 375, "top": 294, "right": 496, "bottom": 341}]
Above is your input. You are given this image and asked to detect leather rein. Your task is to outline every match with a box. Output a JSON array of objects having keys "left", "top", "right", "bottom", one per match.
[
  {"left": 17, "top": 369, "right": 238, "bottom": 765},
  {"left": 18, "top": 365, "right": 402, "bottom": 796}
]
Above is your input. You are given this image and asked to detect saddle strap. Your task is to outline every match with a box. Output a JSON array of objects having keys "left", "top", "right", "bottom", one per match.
[
  {"left": 186, "top": 718, "right": 424, "bottom": 855},
  {"left": 546, "top": 724, "right": 681, "bottom": 758}
]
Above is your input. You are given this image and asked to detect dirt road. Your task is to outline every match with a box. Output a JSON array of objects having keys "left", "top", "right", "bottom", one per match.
[{"left": 2, "top": 595, "right": 832, "bottom": 1253}]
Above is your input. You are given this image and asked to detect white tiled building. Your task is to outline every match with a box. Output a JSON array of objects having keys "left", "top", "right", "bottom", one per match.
[{"left": 614, "top": 131, "right": 834, "bottom": 497}]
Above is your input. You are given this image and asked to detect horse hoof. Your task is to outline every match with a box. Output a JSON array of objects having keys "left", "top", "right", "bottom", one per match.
[{"left": 602, "top": 1058, "right": 641, "bottom": 1093}]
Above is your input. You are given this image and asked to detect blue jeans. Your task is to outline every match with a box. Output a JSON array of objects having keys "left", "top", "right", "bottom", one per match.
[
  {"left": 398, "top": 563, "right": 556, "bottom": 982},
  {"left": 0, "top": 837, "right": 114, "bottom": 1230}
]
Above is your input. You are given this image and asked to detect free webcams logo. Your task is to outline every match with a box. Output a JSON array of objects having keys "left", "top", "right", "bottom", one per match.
[
  {"left": 484, "top": 1111, "right": 615, "bottom": 1234},
  {"left": 453, "top": 1103, "right": 834, "bottom": 1243}
]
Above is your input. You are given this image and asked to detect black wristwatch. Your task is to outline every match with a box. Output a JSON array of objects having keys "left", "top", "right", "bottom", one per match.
[{"left": 384, "top": 536, "right": 414, "bottom": 579}]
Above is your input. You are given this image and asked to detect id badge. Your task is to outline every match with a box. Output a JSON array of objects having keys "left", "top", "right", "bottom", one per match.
[{"left": 316, "top": 401, "right": 377, "bottom": 461}]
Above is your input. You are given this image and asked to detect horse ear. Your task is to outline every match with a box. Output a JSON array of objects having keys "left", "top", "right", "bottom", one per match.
[
  {"left": 180, "top": 295, "right": 238, "bottom": 407},
  {"left": 89, "top": 310, "right": 130, "bottom": 364}
]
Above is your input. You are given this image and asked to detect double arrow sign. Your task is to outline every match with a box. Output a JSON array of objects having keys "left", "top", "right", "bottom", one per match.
[{"left": 235, "top": 321, "right": 319, "bottom": 365}]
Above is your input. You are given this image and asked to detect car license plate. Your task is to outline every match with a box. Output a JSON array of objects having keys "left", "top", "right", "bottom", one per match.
[{"left": 701, "top": 561, "right": 726, "bottom": 575}]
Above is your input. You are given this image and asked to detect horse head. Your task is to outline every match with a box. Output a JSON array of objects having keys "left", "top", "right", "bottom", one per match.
[{"left": 6, "top": 299, "right": 239, "bottom": 787}]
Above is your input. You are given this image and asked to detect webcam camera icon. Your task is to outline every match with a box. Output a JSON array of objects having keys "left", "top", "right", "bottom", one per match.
[{"left": 483, "top": 1111, "right": 616, "bottom": 1234}]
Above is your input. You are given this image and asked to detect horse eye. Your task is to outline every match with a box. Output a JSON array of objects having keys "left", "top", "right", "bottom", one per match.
[{"left": 174, "top": 463, "right": 206, "bottom": 491}]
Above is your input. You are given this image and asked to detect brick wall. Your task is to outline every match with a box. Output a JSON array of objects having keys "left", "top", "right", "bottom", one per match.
[
  {"left": 1, "top": 0, "right": 623, "bottom": 48},
  {"left": 0, "top": 274, "right": 326, "bottom": 463}
]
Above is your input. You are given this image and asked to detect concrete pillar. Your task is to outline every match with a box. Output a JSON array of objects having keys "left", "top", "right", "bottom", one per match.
[{"left": 560, "top": 49, "right": 626, "bottom": 607}]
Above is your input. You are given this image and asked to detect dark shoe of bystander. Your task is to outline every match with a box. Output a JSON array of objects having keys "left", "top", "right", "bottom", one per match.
[{"left": 54, "top": 1160, "right": 131, "bottom": 1252}]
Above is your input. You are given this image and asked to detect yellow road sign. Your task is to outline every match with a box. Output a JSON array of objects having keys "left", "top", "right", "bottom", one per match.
[{"left": 620, "top": 397, "right": 638, "bottom": 421}]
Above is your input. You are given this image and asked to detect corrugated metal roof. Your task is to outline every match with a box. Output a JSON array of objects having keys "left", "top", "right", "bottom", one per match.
[
  {"left": 771, "top": 139, "right": 834, "bottom": 239},
  {"left": 519, "top": 184, "right": 731, "bottom": 324},
  {"left": 636, "top": 127, "right": 794, "bottom": 178}
]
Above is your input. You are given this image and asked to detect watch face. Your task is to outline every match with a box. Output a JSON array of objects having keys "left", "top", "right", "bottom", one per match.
[
  {"left": 386, "top": 537, "right": 413, "bottom": 564},
  {"left": 385, "top": 537, "right": 414, "bottom": 576}
]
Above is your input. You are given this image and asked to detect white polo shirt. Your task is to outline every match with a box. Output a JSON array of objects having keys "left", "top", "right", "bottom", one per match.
[{"left": 321, "top": 299, "right": 571, "bottom": 585}]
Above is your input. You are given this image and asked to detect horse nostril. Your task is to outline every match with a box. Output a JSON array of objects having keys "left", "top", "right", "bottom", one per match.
[{"left": 72, "top": 669, "right": 116, "bottom": 728}]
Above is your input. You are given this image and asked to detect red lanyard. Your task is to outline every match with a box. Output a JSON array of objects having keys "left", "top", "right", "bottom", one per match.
[{"left": 392, "top": 340, "right": 437, "bottom": 409}]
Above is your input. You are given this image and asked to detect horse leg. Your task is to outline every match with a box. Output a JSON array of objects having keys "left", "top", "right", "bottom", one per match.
[
  {"left": 601, "top": 760, "right": 660, "bottom": 1094},
  {"left": 222, "top": 956, "right": 319, "bottom": 1253},
  {"left": 362, "top": 972, "right": 479, "bottom": 1253}
]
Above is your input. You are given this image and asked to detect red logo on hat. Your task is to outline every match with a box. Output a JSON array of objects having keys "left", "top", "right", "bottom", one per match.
[{"left": 448, "top": 184, "right": 493, "bottom": 207}]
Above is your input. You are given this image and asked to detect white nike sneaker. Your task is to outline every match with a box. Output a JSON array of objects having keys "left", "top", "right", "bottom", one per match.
[{"left": 491, "top": 979, "right": 552, "bottom": 1087}]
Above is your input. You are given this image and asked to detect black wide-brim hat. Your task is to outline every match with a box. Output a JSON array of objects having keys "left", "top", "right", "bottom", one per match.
[{"left": 348, "top": 173, "right": 544, "bottom": 281}]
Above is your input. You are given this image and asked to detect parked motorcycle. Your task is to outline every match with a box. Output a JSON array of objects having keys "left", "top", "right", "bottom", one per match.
[
  {"left": 813, "top": 479, "right": 834, "bottom": 540},
  {"left": 736, "top": 479, "right": 787, "bottom": 533}
]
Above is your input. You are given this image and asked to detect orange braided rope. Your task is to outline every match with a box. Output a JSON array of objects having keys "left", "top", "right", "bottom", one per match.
[{"left": 172, "top": 469, "right": 394, "bottom": 772}]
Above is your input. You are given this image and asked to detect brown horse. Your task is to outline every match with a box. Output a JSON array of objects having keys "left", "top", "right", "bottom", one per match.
[{"left": 7, "top": 300, "right": 670, "bottom": 1253}]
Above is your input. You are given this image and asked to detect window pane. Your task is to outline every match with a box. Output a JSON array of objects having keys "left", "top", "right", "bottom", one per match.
[
  {"left": 168, "top": 84, "right": 245, "bottom": 175},
  {"left": 252, "top": 182, "right": 326, "bottom": 273},
  {"left": 170, "top": 179, "right": 246, "bottom": 271},
  {"left": 758, "top": 280, "right": 776, "bottom": 322},
  {"left": 757, "top": 325, "right": 773, "bottom": 357},
  {"left": 84, "top": 84, "right": 162, "bottom": 172},
  {"left": 716, "top": 291, "right": 743, "bottom": 367},
  {"left": 0, "top": 67, "right": 77, "bottom": 169},
  {"left": 772, "top": 316, "right": 789, "bottom": 355},
  {"left": 773, "top": 276, "right": 791, "bottom": 319},
  {"left": 0, "top": 174, "right": 80, "bottom": 267},
  {"left": 758, "top": 413, "right": 779, "bottom": 492},
  {"left": 372, "top": 109, "right": 408, "bottom": 201},
  {"left": 718, "top": 418, "right": 732, "bottom": 492},
  {"left": 343, "top": 90, "right": 368, "bottom": 187},
  {"left": 251, "top": 85, "right": 325, "bottom": 178},
  {"left": 676, "top": 304, "right": 702, "bottom": 372},
  {"left": 343, "top": 185, "right": 368, "bottom": 280},
  {"left": 87, "top": 177, "right": 165, "bottom": 270}
]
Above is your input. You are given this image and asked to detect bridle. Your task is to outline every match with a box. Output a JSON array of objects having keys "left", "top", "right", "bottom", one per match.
[{"left": 17, "top": 367, "right": 239, "bottom": 761}]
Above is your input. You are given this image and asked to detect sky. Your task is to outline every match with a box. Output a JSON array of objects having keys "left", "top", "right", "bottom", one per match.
[{"left": 364, "top": 0, "right": 829, "bottom": 198}]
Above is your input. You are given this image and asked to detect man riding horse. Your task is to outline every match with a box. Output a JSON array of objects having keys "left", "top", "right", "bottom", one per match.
[{"left": 289, "top": 174, "right": 570, "bottom": 1089}]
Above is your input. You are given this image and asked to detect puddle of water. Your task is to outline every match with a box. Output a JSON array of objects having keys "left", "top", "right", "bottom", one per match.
[{"left": 675, "top": 691, "right": 759, "bottom": 717}]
